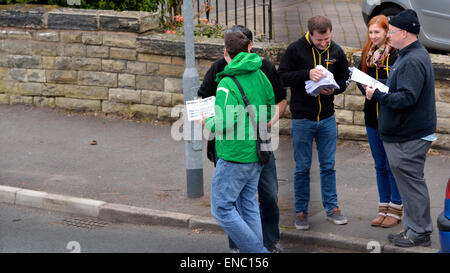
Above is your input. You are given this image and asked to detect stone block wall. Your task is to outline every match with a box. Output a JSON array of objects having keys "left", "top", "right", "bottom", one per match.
[
  {"left": 0, "top": 30, "right": 181, "bottom": 121},
  {"left": 0, "top": 7, "right": 449, "bottom": 150}
]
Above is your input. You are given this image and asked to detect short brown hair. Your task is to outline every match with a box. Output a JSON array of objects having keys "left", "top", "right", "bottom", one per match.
[
  {"left": 224, "top": 31, "right": 250, "bottom": 59},
  {"left": 308, "top": 16, "right": 332, "bottom": 35}
]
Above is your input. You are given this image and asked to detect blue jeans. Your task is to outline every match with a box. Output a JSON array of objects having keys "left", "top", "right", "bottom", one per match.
[
  {"left": 366, "top": 126, "right": 402, "bottom": 205},
  {"left": 211, "top": 159, "right": 268, "bottom": 253},
  {"left": 215, "top": 152, "right": 280, "bottom": 250},
  {"left": 292, "top": 115, "right": 338, "bottom": 215}
]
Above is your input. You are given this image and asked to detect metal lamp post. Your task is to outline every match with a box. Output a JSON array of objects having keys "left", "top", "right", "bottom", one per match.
[{"left": 183, "top": 0, "right": 203, "bottom": 198}]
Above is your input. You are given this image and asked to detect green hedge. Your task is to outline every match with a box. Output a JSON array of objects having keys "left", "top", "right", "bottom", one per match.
[{"left": 0, "top": 0, "right": 163, "bottom": 12}]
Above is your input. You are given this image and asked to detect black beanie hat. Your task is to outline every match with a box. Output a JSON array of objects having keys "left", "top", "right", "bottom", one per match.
[{"left": 389, "top": 9, "right": 420, "bottom": 34}]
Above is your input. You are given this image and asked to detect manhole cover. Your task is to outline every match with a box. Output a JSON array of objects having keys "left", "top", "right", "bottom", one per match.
[{"left": 58, "top": 217, "right": 109, "bottom": 231}]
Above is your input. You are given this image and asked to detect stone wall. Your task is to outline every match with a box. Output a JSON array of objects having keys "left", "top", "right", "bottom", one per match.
[{"left": 0, "top": 6, "right": 449, "bottom": 150}]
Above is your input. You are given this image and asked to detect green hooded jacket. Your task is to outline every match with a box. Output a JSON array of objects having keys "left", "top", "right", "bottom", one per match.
[{"left": 205, "top": 52, "right": 275, "bottom": 163}]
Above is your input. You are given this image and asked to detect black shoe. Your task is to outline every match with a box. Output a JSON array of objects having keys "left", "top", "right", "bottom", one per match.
[
  {"left": 268, "top": 243, "right": 283, "bottom": 253},
  {"left": 392, "top": 233, "right": 431, "bottom": 248},
  {"left": 387, "top": 229, "right": 407, "bottom": 243}
]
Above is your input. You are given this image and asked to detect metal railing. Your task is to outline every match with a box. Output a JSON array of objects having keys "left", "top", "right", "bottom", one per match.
[{"left": 195, "top": 0, "right": 273, "bottom": 40}]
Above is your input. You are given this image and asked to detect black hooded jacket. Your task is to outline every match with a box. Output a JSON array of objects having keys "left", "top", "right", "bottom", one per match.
[
  {"left": 197, "top": 57, "right": 286, "bottom": 104},
  {"left": 278, "top": 33, "right": 349, "bottom": 121}
]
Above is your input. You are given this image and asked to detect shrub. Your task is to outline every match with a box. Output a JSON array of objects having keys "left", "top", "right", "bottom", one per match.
[{"left": 0, "top": 0, "right": 163, "bottom": 12}]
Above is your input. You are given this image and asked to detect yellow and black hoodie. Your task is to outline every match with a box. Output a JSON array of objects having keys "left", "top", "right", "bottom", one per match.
[{"left": 278, "top": 33, "right": 349, "bottom": 121}]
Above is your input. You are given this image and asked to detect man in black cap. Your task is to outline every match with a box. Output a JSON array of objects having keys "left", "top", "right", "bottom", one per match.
[{"left": 365, "top": 9, "right": 437, "bottom": 248}]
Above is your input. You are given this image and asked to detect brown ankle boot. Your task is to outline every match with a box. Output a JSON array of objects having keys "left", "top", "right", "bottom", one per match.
[
  {"left": 371, "top": 203, "right": 389, "bottom": 226},
  {"left": 381, "top": 202, "right": 403, "bottom": 228}
]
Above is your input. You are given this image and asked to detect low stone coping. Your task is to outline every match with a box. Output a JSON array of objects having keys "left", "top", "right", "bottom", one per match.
[
  {"left": 137, "top": 33, "right": 282, "bottom": 62},
  {"left": 138, "top": 34, "right": 450, "bottom": 80},
  {"left": 0, "top": 5, "right": 158, "bottom": 33}
]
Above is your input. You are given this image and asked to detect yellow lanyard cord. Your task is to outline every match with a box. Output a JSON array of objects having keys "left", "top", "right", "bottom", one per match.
[
  {"left": 385, "top": 54, "right": 390, "bottom": 77},
  {"left": 316, "top": 50, "right": 330, "bottom": 121},
  {"left": 306, "top": 32, "right": 330, "bottom": 121},
  {"left": 375, "top": 67, "right": 379, "bottom": 119},
  {"left": 375, "top": 54, "right": 390, "bottom": 119}
]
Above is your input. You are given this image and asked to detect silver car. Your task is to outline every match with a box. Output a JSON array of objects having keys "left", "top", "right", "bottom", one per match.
[{"left": 361, "top": 0, "right": 450, "bottom": 52}]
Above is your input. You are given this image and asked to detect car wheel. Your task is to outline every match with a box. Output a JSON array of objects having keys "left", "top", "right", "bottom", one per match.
[{"left": 378, "top": 6, "right": 403, "bottom": 20}]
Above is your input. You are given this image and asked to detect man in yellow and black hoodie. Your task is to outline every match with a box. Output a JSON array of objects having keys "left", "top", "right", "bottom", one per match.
[{"left": 278, "top": 16, "right": 349, "bottom": 230}]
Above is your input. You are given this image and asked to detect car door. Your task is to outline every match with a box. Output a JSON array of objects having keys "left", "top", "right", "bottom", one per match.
[{"left": 410, "top": 0, "right": 450, "bottom": 51}]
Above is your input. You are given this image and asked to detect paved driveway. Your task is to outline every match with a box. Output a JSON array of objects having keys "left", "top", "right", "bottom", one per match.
[
  {"left": 271, "top": 0, "right": 367, "bottom": 48},
  {"left": 200, "top": 0, "right": 367, "bottom": 48}
]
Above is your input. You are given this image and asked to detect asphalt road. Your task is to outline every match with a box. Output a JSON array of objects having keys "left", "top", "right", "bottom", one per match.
[
  {"left": 0, "top": 203, "right": 352, "bottom": 254},
  {"left": 0, "top": 203, "right": 228, "bottom": 253}
]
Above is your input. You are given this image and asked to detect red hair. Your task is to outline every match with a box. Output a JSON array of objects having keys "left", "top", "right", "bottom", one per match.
[{"left": 361, "top": 15, "right": 390, "bottom": 72}]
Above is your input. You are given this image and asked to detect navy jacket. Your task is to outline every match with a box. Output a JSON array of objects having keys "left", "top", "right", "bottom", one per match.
[{"left": 372, "top": 40, "right": 436, "bottom": 142}]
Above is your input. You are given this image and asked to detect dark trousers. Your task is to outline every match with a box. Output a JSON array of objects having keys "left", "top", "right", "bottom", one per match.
[{"left": 383, "top": 139, "right": 433, "bottom": 236}]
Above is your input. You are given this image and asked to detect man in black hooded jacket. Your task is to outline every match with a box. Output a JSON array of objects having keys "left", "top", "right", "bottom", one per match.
[
  {"left": 197, "top": 25, "right": 287, "bottom": 253},
  {"left": 278, "top": 16, "right": 349, "bottom": 230}
]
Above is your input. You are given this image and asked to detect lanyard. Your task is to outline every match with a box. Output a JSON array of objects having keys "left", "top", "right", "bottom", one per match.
[
  {"left": 375, "top": 54, "right": 390, "bottom": 119},
  {"left": 306, "top": 32, "right": 331, "bottom": 121}
]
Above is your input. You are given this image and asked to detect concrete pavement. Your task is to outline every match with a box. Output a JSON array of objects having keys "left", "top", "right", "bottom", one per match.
[{"left": 1, "top": 104, "right": 448, "bottom": 253}]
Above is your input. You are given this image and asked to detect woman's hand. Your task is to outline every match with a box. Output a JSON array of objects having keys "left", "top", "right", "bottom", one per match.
[{"left": 365, "top": 85, "right": 376, "bottom": 100}]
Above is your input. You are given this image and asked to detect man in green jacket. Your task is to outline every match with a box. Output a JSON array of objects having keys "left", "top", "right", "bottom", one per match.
[{"left": 204, "top": 31, "right": 275, "bottom": 253}]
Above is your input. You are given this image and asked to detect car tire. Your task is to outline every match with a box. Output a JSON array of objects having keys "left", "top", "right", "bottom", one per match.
[{"left": 377, "top": 6, "right": 403, "bottom": 20}]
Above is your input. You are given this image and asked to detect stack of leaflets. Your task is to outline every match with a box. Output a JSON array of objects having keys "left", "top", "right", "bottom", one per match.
[{"left": 305, "top": 65, "right": 340, "bottom": 97}]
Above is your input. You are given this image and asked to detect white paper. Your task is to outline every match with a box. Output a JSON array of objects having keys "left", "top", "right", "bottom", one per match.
[
  {"left": 305, "top": 65, "right": 340, "bottom": 97},
  {"left": 185, "top": 96, "right": 216, "bottom": 121},
  {"left": 349, "top": 67, "right": 389, "bottom": 93},
  {"left": 374, "top": 81, "right": 389, "bottom": 94}
]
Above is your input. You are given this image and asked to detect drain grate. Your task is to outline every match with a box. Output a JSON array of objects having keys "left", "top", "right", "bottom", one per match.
[{"left": 59, "top": 217, "right": 109, "bottom": 231}]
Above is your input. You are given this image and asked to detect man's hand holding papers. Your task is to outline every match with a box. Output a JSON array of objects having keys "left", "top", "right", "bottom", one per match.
[
  {"left": 320, "top": 87, "right": 335, "bottom": 95},
  {"left": 305, "top": 65, "right": 340, "bottom": 97},
  {"left": 309, "top": 67, "right": 326, "bottom": 82}
]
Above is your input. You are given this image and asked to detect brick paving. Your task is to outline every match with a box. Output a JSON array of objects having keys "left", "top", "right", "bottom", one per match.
[
  {"left": 263, "top": 0, "right": 367, "bottom": 48},
  {"left": 198, "top": 0, "right": 368, "bottom": 49}
]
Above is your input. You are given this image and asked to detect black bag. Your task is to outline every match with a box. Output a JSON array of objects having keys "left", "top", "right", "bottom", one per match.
[
  {"left": 230, "top": 76, "right": 272, "bottom": 165},
  {"left": 255, "top": 122, "right": 272, "bottom": 165},
  {"left": 206, "top": 135, "right": 216, "bottom": 164}
]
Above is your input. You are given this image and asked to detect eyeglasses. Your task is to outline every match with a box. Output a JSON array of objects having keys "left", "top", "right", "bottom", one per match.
[{"left": 388, "top": 29, "right": 403, "bottom": 35}]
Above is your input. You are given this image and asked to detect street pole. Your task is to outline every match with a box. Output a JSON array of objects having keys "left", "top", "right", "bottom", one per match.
[{"left": 183, "top": 0, "right": 203, "bottom": 198}]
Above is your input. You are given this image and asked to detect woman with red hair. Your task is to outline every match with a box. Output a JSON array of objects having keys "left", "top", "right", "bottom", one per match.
[{"left": 357, "top": 15, "right": 403, "bottom": 228}]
